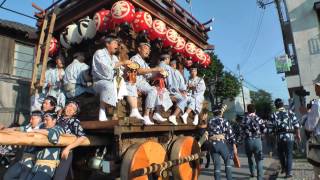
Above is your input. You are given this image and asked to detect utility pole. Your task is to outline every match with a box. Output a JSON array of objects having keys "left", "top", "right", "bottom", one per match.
[{"left": 237, "top": 64, "right": 246, "bottom": 114}]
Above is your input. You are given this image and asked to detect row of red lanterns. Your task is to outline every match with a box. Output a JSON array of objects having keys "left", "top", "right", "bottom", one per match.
[
  {"left": 94, "top": 0, "right": 211, "bottom": 68},
  {"left": 50, "top": 0, "right": 211, "bottom": 68}
]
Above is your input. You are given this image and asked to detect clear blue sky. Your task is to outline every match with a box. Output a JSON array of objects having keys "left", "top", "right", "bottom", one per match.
[{"left": 0, "top": 0, "right": 289, "bottom": 100}]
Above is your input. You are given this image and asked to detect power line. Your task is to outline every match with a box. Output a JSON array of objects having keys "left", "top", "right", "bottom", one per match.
[
  {"left": 223, "top": 65, "right": 263, "bottom": 91},
  {"left": 244, "top": 49, "right": 284, "bottom": 75},
  {"left": 0, "top": 0, "right": 36, "bottom": 20},
  {"left": 241, "top": 9, "right": 265, "bottom": 68}
]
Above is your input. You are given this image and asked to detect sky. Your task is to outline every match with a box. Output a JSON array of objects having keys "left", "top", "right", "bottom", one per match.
[{"left": 0, "top": 0, "right": 289, "bottom": 100}]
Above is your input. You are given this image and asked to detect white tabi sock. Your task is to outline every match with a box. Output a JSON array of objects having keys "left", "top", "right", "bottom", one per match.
[
  {"left": 143, "top": 116, "right": 154, "bottom": 125},
  {"left": 130, "top": 108, "right": 143, "bottom": 119},
  {"left": 153, "top": 112, "right": 167, "bottom": 122},
  {"left": 99, "top": 108, "right": 108, "bottom": 121},
  {"left": 181, "top": 113, "right": 188, "bottom": 124},
  {"left": 193, "top": 114, "right": 199, "bottom": 125},
  {"left": 169, "top": 115, "right": 178, "bottom": 125}
]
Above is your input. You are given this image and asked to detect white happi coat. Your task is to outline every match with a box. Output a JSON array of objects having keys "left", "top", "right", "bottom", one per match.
[
  {"left": 130, "top": 54, "right": 158, "bottom": 109},
  {"left": 159, "top": 62, "right": 187, "bottom": 111},
  {"left": 92, "top": 48, "right": 120, "bottom": 107},
  {"left": 187, "top": 76, "right": 206, "bottom": 113},
  {"left": 43, "top": 68, "right": 66, "bottom": 110},
  {"left": 63, "top": 59, "right": 92, "bottom": 98}
]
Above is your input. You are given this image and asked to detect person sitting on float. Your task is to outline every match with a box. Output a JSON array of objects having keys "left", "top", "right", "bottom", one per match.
[
  {"left": 129, "top": 42, "right": 171, "bottom": 125},
  {"left": 91, "top": 35, "right": 132, "bottom": 121}
]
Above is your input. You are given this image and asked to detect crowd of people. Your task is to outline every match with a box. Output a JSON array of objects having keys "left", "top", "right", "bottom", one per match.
[
  {"left": 32, "top": 35, "right": 206, "bottom": 126},
  {"left": 203, "top": 77, "right": 320, "bottom": 180},
  {"left": 2, "top": 33, "right": 320, "bottom": 180},
  {"left": 0, "top": 34, "right": 208, "bottom": 179},
  {"left": 1, "top": 96, "right": 86, "bottom": 180}
]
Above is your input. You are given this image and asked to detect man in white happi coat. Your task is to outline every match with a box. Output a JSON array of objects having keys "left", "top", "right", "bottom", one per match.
[
  {"left": 91, "top": 35, "right": 131, "bottom": 121},
  {"left": 159, "top": 55, "right": 187, "bottom": 125},
  {"left": 181, "top": 66, "right": 206, "bottom": 125},
  {"left": 129, "top": 42, "right": 170, "bottom": 125},
  {"left": 301, "top": 74, "right": 320, "bottom": 180},
  {"left": 167, "top": 60, "right": 188, "bottom": 124},
  {"left": 43, "top": 56, "right": 66, "bottom": 111},
  {"left": 63, "top": 52, "right": 93, "bottom": 99}
]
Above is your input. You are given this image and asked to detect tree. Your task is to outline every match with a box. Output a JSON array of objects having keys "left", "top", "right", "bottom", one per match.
[
  {"left": 250, "top": 90, "right": 274, "bottom": 119},
  {"left": 199, "top": 53, "right": 241, "bottom": 109}
]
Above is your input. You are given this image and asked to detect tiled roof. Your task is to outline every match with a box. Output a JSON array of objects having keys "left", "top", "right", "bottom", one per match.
[{"left": 0, "top": 19, "right": 37, "bottom": 39}]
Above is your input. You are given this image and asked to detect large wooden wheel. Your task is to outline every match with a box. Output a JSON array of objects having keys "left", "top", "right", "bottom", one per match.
[
  {"left": 170, "top": 136, "right": 201, "bottom": 180},
  {"left": 121, "top": 141, "right": 167, "bottom": 180}
]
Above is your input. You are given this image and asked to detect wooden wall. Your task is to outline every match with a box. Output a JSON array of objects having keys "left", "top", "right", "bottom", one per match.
[{"left": 0, "top": 35, "right": 33, "bottom": 127}]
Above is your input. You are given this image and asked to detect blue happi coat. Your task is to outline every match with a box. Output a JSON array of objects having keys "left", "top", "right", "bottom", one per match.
[{"left": 32, "top": 125, "right": 65, "bottom": 177}]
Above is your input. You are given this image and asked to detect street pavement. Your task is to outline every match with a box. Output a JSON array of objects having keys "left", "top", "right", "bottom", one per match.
[{"left": 199, "top": 154, "right": 314, "bottom": 180}]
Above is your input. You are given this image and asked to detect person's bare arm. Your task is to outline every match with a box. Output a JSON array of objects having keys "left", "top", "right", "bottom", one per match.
[
  {"left": 61, "top": 136, "right": 87, "bottom": 159},
  {"left": 31, "top": 129, "right": 49, "bottom": 136},
  {"left": 137, "top": 67, "right": 163, "bottom": 75}
]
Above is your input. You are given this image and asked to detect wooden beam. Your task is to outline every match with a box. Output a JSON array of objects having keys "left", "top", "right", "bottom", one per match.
[
  {"left": 40, "top": 9, "right": 57, "bottom": 87},
  {"left": 114, "top": 124, "right": 200, "bottom": 135},
  {"left": 80, "top": 120, "right": 118, "bottom": 130},
  {"left": 30, "top": 14, "right": 48, "bottom": 93},
  {"left": 0, "top": 131, "right": 110, "bottom": 146},
  {"left": 54, "top": 0, "right": 114, "bottom": 32}
]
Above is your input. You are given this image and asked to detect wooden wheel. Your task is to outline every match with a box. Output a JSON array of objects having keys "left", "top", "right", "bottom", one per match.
[
  {"left": 121, "top": 141, "right": 166, "bottom": 180},
  {"left": 170, "top": 136, "right": 201, "bottom": 180}
]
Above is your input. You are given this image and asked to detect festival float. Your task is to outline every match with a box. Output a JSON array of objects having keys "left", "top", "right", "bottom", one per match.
[{"left": 0, "top": 0, "right": 215, "bottom": 179}]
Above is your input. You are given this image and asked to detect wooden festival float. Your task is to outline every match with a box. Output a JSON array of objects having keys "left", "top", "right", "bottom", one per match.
[{"left": 0, "top": 0, "right": 215, "bottom": 179}]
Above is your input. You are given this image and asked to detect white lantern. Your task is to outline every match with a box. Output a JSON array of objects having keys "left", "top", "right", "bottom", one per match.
[
  {"left": 78, "top": 16, "right": 97, "bottom": 40},
  {"left": 60, "top": 23, "right": 82, "bottom": 48}
]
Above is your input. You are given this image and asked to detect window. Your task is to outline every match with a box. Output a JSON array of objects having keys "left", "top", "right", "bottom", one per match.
[{"left": 13, "top": 43, "right": 34, "bottom": 79}]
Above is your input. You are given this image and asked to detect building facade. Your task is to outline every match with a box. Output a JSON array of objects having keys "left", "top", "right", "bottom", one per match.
[
  {"left": 0, "top": 19, "right": 36, "bottom": 126},
  {"left": 224, "top": 85, "right": 251, "bottom": 121},
  {"left": 276, "top": 0, "right": 320, "bottom": 111}
]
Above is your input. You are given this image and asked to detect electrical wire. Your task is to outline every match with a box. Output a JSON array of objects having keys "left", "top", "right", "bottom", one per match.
[
  {"left": 244, "top": 49, "right": 284, "bottom": 75},
  {"left": 241, "top": 9, "right": 265, "bottom": 68}
]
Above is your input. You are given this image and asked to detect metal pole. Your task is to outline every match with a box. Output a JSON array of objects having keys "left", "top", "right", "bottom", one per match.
[{"left": 237, "top": 64, "right": 246, "bottom": 114}]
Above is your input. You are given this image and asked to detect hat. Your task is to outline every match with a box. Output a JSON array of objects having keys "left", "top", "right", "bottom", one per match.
[
  {"left": 73, "top": 52, "right": 85, "bottom": 59},
  {"left": 160, "top": 54, "right": 171, "bottom": 61},
  {"left": 66, "top": 101, "right": 80, "bottom": 115},
  {"left": 44, "top": 96, "right": 57, "bottom": 107},
  {"left": 189, "top": 64, "right": 199, "bottom": 71},
  {"left": 100, "top": 35, "right": 120, "bottom": 44},
  {"left": 31, "top": 110, "right": 43, "bottom": 117},
  {"left": 313, "top": 74, "right": 320, "bottom": 86},
  {"left": 170, "top": 60, "right": 177, "bottom": 64},
  {"left": 139, "top": 42, "right": 151, "bottom": 48},
  {"left": 43, "top": 111, "right": 57, "bottom": 120}
]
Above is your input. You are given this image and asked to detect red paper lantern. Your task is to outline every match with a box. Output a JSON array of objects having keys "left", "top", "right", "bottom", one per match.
[
  {"left": 111, "top": 1, "right": 135, "bottom": 25},
  {"left": 163, "top": 28, "right": 178, "bottom": 48},
  {"left": 148, "top": 19, "right": 167, "bottom": 41},
  {"left": 132, "top": 11, "right": 153, "bottom": 33},
  {"left": 49, "top": 37, "right": 59, "bottom": 57},
  {"left": 202, "top": 53, "right": 211, "bottom": 68},
  {"left": 94, "top": 9, "right": 115, "bottom": 32},
  {"left": 194, "top": 48, "right": 206, "bottom": 64},
  {"left": 184, "top": 42, "right": 197, "bottom": 59},
  {"left": 173, "top": 36, "right": 186, "bottom": 54}
]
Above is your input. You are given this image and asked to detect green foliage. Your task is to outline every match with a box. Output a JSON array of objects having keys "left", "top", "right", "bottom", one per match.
[
  {"left": 250, "top": 90, "right": 274, "bottom": 119},
  {"left": 199, "top": 53, "right": 241, "bottom": 106}
]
